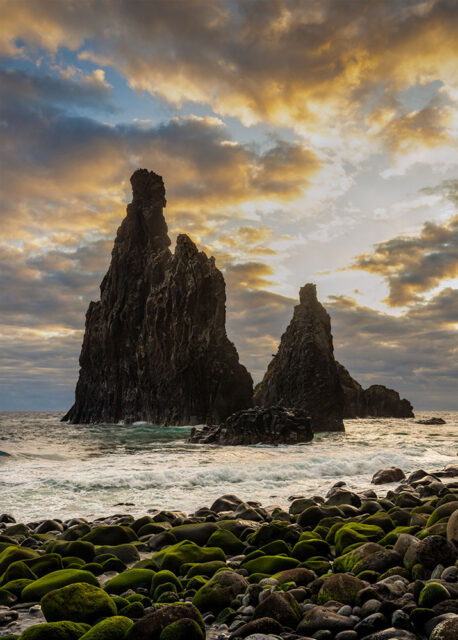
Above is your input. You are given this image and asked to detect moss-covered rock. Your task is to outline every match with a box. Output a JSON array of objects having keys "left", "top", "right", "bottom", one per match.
[
  {"left": 20, "top": 621, "right": 90, "bottom": 640},
  {"left": 119, "top": 601, "right": 145, "bottom": 618},
  {"left": 104, "top": 568, "right": 156, "bottom": 595},
  {"left": 297, "top": 505, "right": 342, "bottom": 529},
  {"left": 151, "top": 570, "right": 182, "bottom": 593},
  {"left": 192, "top": 570, "right": 248, "bottom": 614},
  {"left": 41, "top": 582, "right": 117, "bottom": 624},
  {"left": 184, "top": 560, "right": 226, "bottom": 578},
  {"left": 247, "top": 521, "right": 300, "bottom": 547},
  {"left": 0, "top": 559, "right": 37, "bottom": 585},
  {"left": 153, "top": 581, "right": 177, "bottom": 601},
  {"left": 259, "top": 540, "right": 291, "bottom": 556},
  {"left": 81, "top": 562, "right": 104, "bottom": 576},
  {"left": 94, "top": 544, "right": 140, "bottom": 565},
  {"left": 59, "top": 524, "right": 91, "bottom": 541},
  {"left": 418, "top": 582, "right": 451, "bottom": 608},
  {"left": 22, "top": 568, "right": 99, "bottom": 601},
  {"left": 168, "top": 523, "right": 218, "bottom": 545},
  {"left": 207, "top": 529, "right": 244, "bottom": 555},
  {"left": 153, "top": 540, "right": 225, "bottom": 574},
  {"left": 252, "top": 590, "right": 301, "bottom": 627},
  {"left": 292, "top": 538, "right": 331, "bottom": 561},
  {"left": 317, "top": 573, "right": 366, "bottom": 605},
  {"left": 47, "top": 541, "right": 96, "bottom": 563},
  {"left": 334, "top": 522, "right": 385, "bottom": 555},
  {"left": 26, "top": 553, "right": 63, "bottom": 577},
  {"left": 333, "top": 542, "right": 400, "bottom": 574},
  {"left": 242, "top": 554, "right": 299, "bottom": 575},
  {"left": 363, "top": 512, "right": 395, "bottom": 533},
  {"left": 82, "top": 525, "right": 138, "bottom": 546},
  {"left": 299, "top": 557, "right": 331, "bottom": 575},
  {"left": 138, "top": 523, "right": 171, "bottom": 537},
  {"left": 427, "top": 501, "right": 458, "bottom": 527},
  {"left": 2, "top": 577, "right": 34, "bottom": 596},
  {"left": 0, "top": 587, "right": 16, "bottom": 606},
  {"left": 126, "top": 603, "right": 204, "bottom": 639},
  {"left": 159, "top": 618, "right": 204, "bottom": 640},
  {"left": 79, "top": 616, "right": 133, "bottom": 639},
  {"left": 273, "top": 567, "right": 315, "bottom": 586},
  {"left": 0, "top": 546, "right": 38, "bottom": 574}
]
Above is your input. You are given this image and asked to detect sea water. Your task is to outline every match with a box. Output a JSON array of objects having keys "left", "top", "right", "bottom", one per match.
[{"left": 0, "top": 411, "right": 456, "bottom": 522}]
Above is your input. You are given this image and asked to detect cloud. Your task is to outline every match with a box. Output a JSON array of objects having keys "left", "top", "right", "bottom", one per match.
[{"left": 351, "top": 212, "right": 458, "bottom": 305}]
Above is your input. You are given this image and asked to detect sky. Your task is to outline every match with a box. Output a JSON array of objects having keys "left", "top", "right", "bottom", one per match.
[{"left": 0, "top": 0, "right": 457, "bottom": 411}]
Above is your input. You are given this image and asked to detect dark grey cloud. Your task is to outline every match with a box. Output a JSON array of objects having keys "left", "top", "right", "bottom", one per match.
[{"left": 351, "top": 213, "right": 458, "bottom": 305}]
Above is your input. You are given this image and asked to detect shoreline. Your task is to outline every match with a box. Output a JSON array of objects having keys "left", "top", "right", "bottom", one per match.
[{"left": 1, "top": 463, "right": 457, "bottom": 639}]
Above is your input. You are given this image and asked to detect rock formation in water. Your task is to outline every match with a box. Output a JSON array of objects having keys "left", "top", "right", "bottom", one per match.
[
  {"left": 337, "top": 362, "right": 414, "bottom": 419},
  {"left": 254, "top": 284, "right": 345, "bottom": 432},
  {"left": 63, "top": 169, "right": 253, "bottom": 425},
  {"left": 187, "top": 406, "right": 313, "bottom": 445}
]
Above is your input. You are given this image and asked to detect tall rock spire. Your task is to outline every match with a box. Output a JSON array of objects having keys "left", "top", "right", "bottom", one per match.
[
  {"left": 63, "top": 169, "right": 253, "bottom": 425},
  {"left": 254, "top": 283, "right": 345, "bottom": 432}
]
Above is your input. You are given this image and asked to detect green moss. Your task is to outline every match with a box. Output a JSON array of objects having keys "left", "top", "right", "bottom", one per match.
[
  {"left": 47, "top": 541, "right": 96, "bottom": 563},
  {"left": 0, "top": 587, "right": 16, "bottom": 606},
  {"left": 242, "top": 554, "right": 299, "bottom": 575},
  {"left": 356, "top": 570, "right": 379, "bottom": 583},
  {"left": 119, "top": 601, "right": 145, "bottom": 618},
  {"left": 41, "top": 582, "right": 117, "bottom": 624},
  {"left": 387, "top": 507, "right": 412, "bottom": 527},
  {"left": 25, "top": 553, "right": 63, "bottom": 577},
  {"left": 418, "top": 582, "right": 451, "bottom": 607},
  {"left": 247, "top": 521, "right": 300, "bottom": 547},
  {"left": 159, "top": 618, "right": 204, "bottom": 640},
  {"left": 334, "top": 522, "right": 385, "bottom": 555},
  {"left": 126, "top": 593, "right": 151, "bottom": 606},
  {"left": 325, "top": 522, "right": 345, "bottom": 544},
  {"left": 378, "top": 566, "right": 411, "bottom": 580},
  {"left": 112, "top": 595, "right": 129, "bottom": 610},
  {"left": 22, "top": 569, "right": 99, "bottom": 601},
  {"left": 62, "top": 557, "right": 86, "bottom": 568},
  {"left": 81, "top": 562, "right": 104, "bottom": 576},
  {"left": 104, "top": 568, "right": 156, "bottom": 595},
  {"left": 299, "top": 558, "right": 331, "bottom": 575},
  {"left": 59, "top": 524, "right": 91, "bottom": 541},
  {"left": 153, "top": 581, "right": 177, "bottom": 600},
  {"left": 152, "top": 540, "right": 225, "bottom": 574},
  {"left": 101, "top": 558, "right": 126, "bottom": 572},
  {"left": 192, "top": 570, "right": 247, "bottom": 614},
  {"left": 259, "top": 540, "right": 290, "bottom": 556},
  {"left": 168, "top": 523, "right": 218, "bottom": 545},
  {"left": 297, "top": 505, "right": 342, "bottom": 529},
  {"left": 95, "top": 544, "right": 140, "bottom": 565},
  {"left": 207, "top": 529, "right": 245, "bottom": 555},
  {"left": 184, "top": 561, "right": 226, "bottom": 578},
  {"left": 79, "top": 616, "right": 133, "bottom": 639},
  {"left": 1, "top": 578, "right": 34, "bottom": 596},
  {"left": 157, "top": 591, "right": 179, "bottom": 603},
  {"left": 417, "top": 524, "right": 447, "bottom": 539},
  {"left": 379, "top": 526, "right": 419, "bottom": 546},
  {"left": 21, "top": 621, "right": 90, "bottom": 640},
  {"left": 0, "top": 559, "right": 37, "bottom": 585},
  {"left": 81, "top": 525, "right": 138, "bottom": 546},
  {"left": 132, "top": 515, "right": 154, "bottom": 533},
  {"left": 363, "top": 512, "right": 395, "bottom": 533},
  {"left": 152, "top": 570, "right": 183, "bottom": 592},
  {"left": 426, "top": 501, "right": 458, "bottom": 527},
  {"left": 292, "top": 539, "right": 331, "bottom": 561},
  {"left": 0, "top": 546, "right": 38, "bottom": 574},
  {"left": 138, "top": 522, "right": 171, "bottom": 537}
]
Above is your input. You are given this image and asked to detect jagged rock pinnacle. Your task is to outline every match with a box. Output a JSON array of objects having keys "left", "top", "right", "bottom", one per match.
[{"left": 63, "top": 169, "right": 253, "bottom": 425}]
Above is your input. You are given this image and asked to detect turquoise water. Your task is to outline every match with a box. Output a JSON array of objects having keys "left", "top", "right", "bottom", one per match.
[{"left": 0, "top": 411, "right": 456, "bottom": 522}]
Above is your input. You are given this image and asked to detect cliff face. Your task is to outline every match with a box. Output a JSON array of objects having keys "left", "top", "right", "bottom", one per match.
[
  {"left": 337, "top": 363, "right": 414, "bottom": 419},
  {"left": 254, "top": 284, "right": 345, "bottom": 432},
  {"left": 63, "top": 169, "right": 253, "bottom": 425}
]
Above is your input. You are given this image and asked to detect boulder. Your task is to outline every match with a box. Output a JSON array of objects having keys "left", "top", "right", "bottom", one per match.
[
  {"left": 63, "top": 168, "right": 252, "bottom": 426},
  {"left": 188, "top": 405, "right": 313, "bottom": 445},
  {"left": 372, "top": 467, "right": 406, "bottom": 485}
]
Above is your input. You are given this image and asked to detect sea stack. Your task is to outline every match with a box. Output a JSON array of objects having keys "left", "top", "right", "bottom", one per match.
[
  {"left": 254, "top": 284, "right": 345, "bottom": 432},
  {"left": 63, "top": 169, "right": 253, "bottom": 425},
  {"left": 337, "top": 363, "right": 414, "bottom": 418}
]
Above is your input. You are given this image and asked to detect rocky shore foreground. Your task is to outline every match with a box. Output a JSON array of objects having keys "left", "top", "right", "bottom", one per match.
[{"left": 1, "top": 465, "right": 458, "bottom": 640}]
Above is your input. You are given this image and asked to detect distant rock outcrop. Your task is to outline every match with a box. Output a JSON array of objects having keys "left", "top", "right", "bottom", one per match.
[
  {"left": 254, "top": 284, "right": 345, "bottom": 432},
  {"left": 187, "top": 406, "right": 313, "bottom": 445},
  {"left": 63, "top": 169, "right": 253, "bottom": 425},
  {"left": 337, "top": 363, "right": 414, "bottom": 419}
]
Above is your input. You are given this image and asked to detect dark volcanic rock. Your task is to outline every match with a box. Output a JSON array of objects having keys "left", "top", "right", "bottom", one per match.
[
  {"left": 63, "top": 169, "right": 253, "bottom": 425},
  {"left": 337, "top": 363, "right": 414, "bottom": 419},
  {"left": 416, "top": 417, "right": 446, "bottom": 425},
  {"left": 187, "top": 405, "right": 313, "bottom": 445},
  {"left": 254, "top": 284, "right": 345, "bottom": 432}
]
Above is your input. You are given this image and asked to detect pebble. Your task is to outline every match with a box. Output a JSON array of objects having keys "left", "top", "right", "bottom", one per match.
[{"left": 337, "top": 605, "right": 353, "bottom": 616}]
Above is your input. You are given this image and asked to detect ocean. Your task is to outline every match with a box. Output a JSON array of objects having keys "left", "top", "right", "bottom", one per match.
[{"left": 1, "top": 411, "right": 457, "bottom": 522}]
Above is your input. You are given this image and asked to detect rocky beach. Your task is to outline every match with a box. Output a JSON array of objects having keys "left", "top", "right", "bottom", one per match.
[{"left": 1, "top": 461, "right": 458, "bottom": 640}]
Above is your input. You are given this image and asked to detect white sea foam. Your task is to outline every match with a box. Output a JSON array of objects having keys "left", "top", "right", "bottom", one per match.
[{"left": 0, "top": 410, "right": 456, "bottom": 521}]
